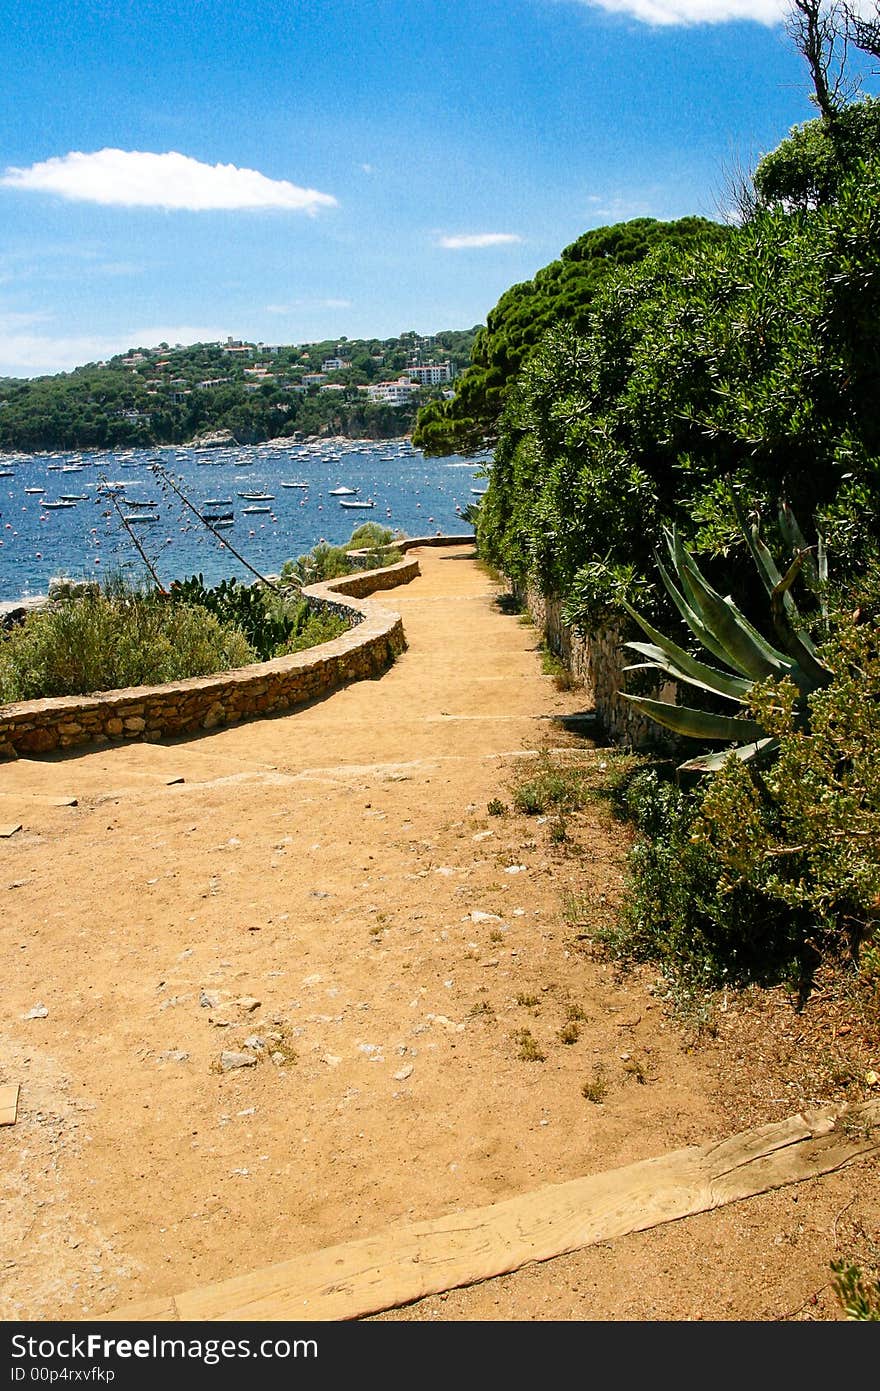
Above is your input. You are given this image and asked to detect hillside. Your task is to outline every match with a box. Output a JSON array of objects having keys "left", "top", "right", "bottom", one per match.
[{"left": 0, "top": 328, "right": 480, "bottom": 453}]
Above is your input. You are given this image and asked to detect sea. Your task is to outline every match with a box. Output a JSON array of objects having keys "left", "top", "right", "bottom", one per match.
[{"left": 0, "top": 436, "right": 492, "bottom": 604}]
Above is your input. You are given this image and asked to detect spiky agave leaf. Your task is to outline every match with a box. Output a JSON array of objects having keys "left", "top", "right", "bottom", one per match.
[
  {"left": 676, "top": 737, "right": 780, "bottom": 785},
  {"left": 623, "top": 643, "right": 750, "bottom": 702},
  {"left": 619, "top": 597, "right": 752, "bottom": 701},
  {"left": 619, "top": 692, "right": 765, "bottom": 742},
  {"left": 666, "top": 528, "right": 794, "bottom": 682},
  {"left": 768, "top": 555, "right": 833, "bottom": 690},
  {"left": 730, "top": 493, "right": 814, "bottom": 651},
  {"left": 654, "top": 550, "right": 749, "bottom": 675}
]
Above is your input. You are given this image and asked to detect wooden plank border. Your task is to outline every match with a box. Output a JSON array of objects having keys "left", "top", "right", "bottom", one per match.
[{"left": 105, "top": 1098, "right": 880, "bottom": 1323}]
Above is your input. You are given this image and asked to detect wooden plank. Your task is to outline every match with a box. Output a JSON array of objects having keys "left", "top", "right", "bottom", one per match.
[
  {"left": 0, "top": 1083, "right": 20, "bottom": 1126},
  {"left": 103, "top": 1296, "right": 179, "bottom": 1322},
  {"left": 105, "top": 1098, "right": 879, "bottom": 1323}
]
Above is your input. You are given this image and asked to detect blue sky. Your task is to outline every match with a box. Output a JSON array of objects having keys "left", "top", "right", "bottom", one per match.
[{"left": 0, "top": 0, "right": 873, "bottom": 378}]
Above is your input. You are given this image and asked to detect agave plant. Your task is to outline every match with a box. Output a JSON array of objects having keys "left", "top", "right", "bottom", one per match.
[{"left": 619, "top": 502, "right": 831, "bottom": 776}]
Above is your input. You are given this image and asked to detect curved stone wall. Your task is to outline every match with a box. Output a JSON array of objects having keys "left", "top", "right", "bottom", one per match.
[{"left": 0, "top": 535, "right": 475, "bottom": 760}]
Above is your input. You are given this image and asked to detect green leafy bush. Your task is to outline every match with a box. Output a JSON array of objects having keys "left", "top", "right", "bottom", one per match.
[
  {"left": 281, "top": 524, "right": 404, "bottom": 587},
  {"left": 477, "top": 160, "right": 880, "bottom": 626},
  {"left": 694, "top": 617, "right": 880, "bottom": 940},
  {"left": 607, "top": 768, "right": 805, "bottom": 996},
  {"left": 169, "top": 573, "right": 348, "bottom": 661},
  {"left": 281, "top": 542, "right": 353, "bottom": 587},
  {"left": 0, "top": 583, "right": 255, "bottom": 702},
  {"left": 606, "top": 597, "right": 880, "bottom": 1001}
]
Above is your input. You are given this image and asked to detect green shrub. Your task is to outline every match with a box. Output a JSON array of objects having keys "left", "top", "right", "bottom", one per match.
[
  {"left": 275, "top": 605, "right": 349, "bottom": 655},
  {"left": 0, "top": 584, "right": 255, "bottom": 702},
  {"left": 605, "top": 604, "right": 880, "bottom": 1002},
  {"left": 280, "top": 524, "right": 404, "bottom": 588},
  {"left": 477, "top": 160, "right": 880, "bottom": 627},
  {"left": 280, "top": 541, "right": 353, "bottom": 587},
  {"left": 607, "top": 768, "right": 806, "bottom": 995},
  {"left": 169, "top": 573, "right": 348, "bottom": 660},
  {"left": 348, "top": 522, "right": 397, "bottom": 549},
  {"left": 694, "top": 618, "right": 880, "bottom": 940}
]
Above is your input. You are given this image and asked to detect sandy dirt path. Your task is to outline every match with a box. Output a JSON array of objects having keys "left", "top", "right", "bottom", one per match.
[{"left": 1, "top": 544, "right": 877, "bottom": 1322}]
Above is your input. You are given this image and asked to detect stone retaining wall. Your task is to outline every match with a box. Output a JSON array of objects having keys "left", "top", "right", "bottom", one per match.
[
  {"left": 518, "top": 582, "right": 676, "bottom": 750},
  {"left": 0, "top": 535, "right": 474, "bottom": 760}
]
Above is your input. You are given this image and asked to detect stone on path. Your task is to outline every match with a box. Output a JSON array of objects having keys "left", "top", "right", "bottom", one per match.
[{"left": 220, "top": 1051, "right": 258, "bottom": 1072}]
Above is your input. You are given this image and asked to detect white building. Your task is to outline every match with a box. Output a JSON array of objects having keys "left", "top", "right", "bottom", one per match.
[
  {"left": 367, "top": 378, "right": 417, "bottom": 405},
  {"left": 403, "top": 362, "right": 454, "bottom": 385}
]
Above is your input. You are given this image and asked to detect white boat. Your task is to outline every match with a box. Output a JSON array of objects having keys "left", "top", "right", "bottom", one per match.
[
  {"left": 329, "top": 485, "right": 358, "bottom": 496},
  {"left": 242, "top": 505, "right": 272, "bottom": 514},
  {"left": 212, "top": 518, "right": 234, "bottom": 528},
  {"left": 339, "top": 499, "right": 375, "bottom": 509},
  {"left": 281, "top": 481, "right": 309, "bottom": 488},
  {"left": 42, "top": 500, "right": 79, "bottom": 510},
  {"left": 123, "top": 513, "right": 159, "bottom": 524},
  {"left": 237, "top": 491, "right": 275, "bottom": 500},
  {"left": 122, "top": 497, "right": 158, "bottom": 508},
  {"left": 202, "top": 498, "right": 232, "bottom": 507},
  {"left": 59, "top": 494, "right": 88, "bottom": 501},
  {"left": 25, "top": 487, "right": 45, "bottom": 494}
]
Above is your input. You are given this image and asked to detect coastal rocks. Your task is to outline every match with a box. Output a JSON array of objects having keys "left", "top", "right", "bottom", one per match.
[{"left": 188, "top": 429, "right": 239, "bottom": 449}]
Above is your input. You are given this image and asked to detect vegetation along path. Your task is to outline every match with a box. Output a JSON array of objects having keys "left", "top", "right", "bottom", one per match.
[{"left": 2, "top": 545, "right": 878, "bottom": 1322}]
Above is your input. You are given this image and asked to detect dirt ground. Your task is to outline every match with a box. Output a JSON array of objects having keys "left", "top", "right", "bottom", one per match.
[{"left": 1, "top": 543, "right": 878, "bottom": 1324}]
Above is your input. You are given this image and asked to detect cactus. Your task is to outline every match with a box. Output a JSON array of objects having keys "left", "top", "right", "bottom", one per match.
[{"left": 619, "top": 506, "right": 832, "bottom": 775}]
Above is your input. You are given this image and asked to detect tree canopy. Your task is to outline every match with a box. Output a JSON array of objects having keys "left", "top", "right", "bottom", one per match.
[{"left": 411, "top": 217, "right": 731, "bottom": 457}]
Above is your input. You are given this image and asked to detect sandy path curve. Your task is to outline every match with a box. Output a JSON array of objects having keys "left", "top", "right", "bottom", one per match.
[{"left": 2, "top": 545, "right": 874, "bottom": 1322}]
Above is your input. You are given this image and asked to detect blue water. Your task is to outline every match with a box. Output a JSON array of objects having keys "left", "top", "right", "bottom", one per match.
[{"left": 0, "top": 437, "right": 490, "bottom": 602}]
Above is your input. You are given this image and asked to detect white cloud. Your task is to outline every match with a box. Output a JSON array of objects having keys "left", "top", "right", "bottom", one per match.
[
  {"left": 0, "top": 324, "right": 232, "bottom": 378},
  {"left": 1, "top": 149, "right": 338, "bottom": 213},
  {"left": 438, "top": 232, "right": 523, "bottom": 249},
  {"left": 266, "top": 297, "right": 352, "bottom": 313},
  {"left": 564, "top": 0, "right": 785, "bottom": 23},
  {"left": 585, "top": 192, "right": 656, "bottom": 219}
]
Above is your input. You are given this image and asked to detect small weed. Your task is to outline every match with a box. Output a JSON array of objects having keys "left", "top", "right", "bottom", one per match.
[
  {"left": 513, "top": 1028, "right": 546, "bottom": 1062},
  {"left": 581, "top": 1069, "right": 607, "bottom": 1104},
  {"left": 513, "top": 785, "right": 545, "bottom": 816},
  {"left": 369, "top": 922, "right": 384, "bottom": 937},
  {"left": 270, "top": 1039, "right": 299, "bottom": 1066},
  {"left": 487, "top": 798, "right": 507, "bottom": 817},
  {"left": 515, "top": 992, "right": 540, "bottom": 1008},
  {"left": 559, "top": 1021, "right": 580, "bottom": 1045},
  {"left": 565, "top": 1003, "right": 587, "bottom": 1022},
  {"left": 511, "top": 752, "right": 614, "bottom": 818},
  {"left": 548, "top": 815, "right": 568, "bottom": 844},
  {"left": 622, "top": 1056, "right": 647, "bottom": 1084},
  {"left": 831, "top": 1261, "right": 880, "bottom": 1320},
  {"left": 540, "top": 643, "right": 577, "bottom": 691},
  {"left": 469, "top": 999, "right": 495, "bottom": 1021},
  {"left": 488, "top": 927, "right": 505, "bottom": 943}
]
